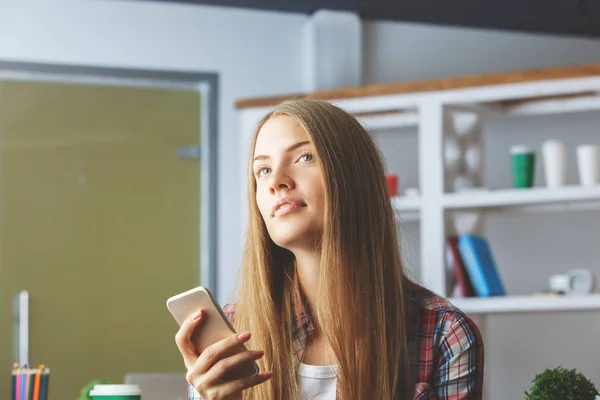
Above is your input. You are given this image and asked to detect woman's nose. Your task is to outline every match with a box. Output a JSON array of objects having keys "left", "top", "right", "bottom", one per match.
[{"left": 269, "top": 169, "right": 294, "bottom": 194}]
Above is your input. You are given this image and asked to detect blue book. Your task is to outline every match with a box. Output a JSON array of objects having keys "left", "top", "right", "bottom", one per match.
[{"left": 457, "top": 235, "right": 506, "bottom": 297}]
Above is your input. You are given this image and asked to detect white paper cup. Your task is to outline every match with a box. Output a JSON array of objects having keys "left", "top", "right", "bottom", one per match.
[
  {"left": 510, "top": 145, "right": 532, "bottom": 155},
  {"left": 89, "top": 384, "right": 142, "bottom": 400},
  {"left": 542, "top": 140, "right": 568, "bottom": 188},
  {"left": 577, "top": 145, "right": 599, "bottom": 186}
]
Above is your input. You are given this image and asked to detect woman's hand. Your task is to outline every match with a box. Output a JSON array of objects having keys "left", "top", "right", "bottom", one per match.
[{"left": 175, "top": 310, "right": 273, "bottom": 400}]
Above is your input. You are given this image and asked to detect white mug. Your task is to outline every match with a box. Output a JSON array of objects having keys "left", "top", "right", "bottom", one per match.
[
  {"left": 542, "top": 140, "right": 568, "bottom": 188},
  {"left": 576, "top": 144, "right": 599, "bottom": 186},
  {"left": 549, "top": 269, "right": 594, "bottom": 294}
]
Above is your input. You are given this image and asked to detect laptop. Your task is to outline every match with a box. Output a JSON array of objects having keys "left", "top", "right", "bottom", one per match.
[{"left": 124, "top": 372, "right": 190, "bottom": 400}]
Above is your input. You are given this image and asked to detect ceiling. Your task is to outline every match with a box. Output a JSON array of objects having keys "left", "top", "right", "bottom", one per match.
[{"left": 140, "top": 0, "right": 600, "bottom": 38}]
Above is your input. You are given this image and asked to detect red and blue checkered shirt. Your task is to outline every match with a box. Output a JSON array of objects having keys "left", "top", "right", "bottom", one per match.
[{"left": 223, "top": 281, "right": 484, "bottom": 400}]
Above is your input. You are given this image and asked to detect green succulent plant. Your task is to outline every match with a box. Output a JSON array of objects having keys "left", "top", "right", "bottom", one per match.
[{"left": 524, "top": 366, "right": 599, "bottom": 400}]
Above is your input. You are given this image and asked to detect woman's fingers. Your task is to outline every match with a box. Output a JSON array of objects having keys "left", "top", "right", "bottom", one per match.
[
  {"left": 220, "top": 371, "right": 274, "bottom": 395},
  {"left": 174, "top": 309, "right": 204, "bottom": 369},
  {"left": 202, "top": 349, "right": 264, "bottom": 382},
  {"left": 175, "top": 313, "right": 271, "bottom": 399},
  {"left": 189, "top": 369, "right": 273, "bottom": 399},
  {"left": 195, "top": 331, "right": 252, "bottom": 375}
]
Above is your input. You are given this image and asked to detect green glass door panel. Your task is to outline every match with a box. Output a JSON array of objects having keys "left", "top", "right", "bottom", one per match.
[{"left": 0, "top": 81, "right": 201, "bottom": 399}]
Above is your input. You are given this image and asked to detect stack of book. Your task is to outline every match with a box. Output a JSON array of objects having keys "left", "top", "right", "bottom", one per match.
[{"left": 446, "top": 234, "right": 506, "bottom": 297}]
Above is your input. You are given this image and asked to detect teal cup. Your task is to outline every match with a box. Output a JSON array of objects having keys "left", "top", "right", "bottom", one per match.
[
  {"left": 511, "top": 145, "right": 536, "bottom": 188},
  {"left": 89, "top": 384, "right": 142, "bottom": 400}
]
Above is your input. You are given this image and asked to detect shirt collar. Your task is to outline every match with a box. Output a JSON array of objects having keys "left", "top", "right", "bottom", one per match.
[
  {"left": 291, "top": 267, "right": 315, "bottom": 334},
  {"left": 290, "top": 267, "right": 315, "bottom": 360}
]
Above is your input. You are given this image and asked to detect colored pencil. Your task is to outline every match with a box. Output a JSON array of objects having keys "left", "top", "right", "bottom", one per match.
[
  {"left": 39, "top": 368, "right": 49, "bottom": 400},
  {"left": 20, "top": 368, "right": 25, "bottom": 400},
  {"left": 46, "top": 368, "right": 50, "bottom": 400},
  {"left": 28, "top": 367, "right": 33, "bottom": 400},
  {"left": 28, "top": 368, "right": 35, "bottom": 400},
  {"left": 33, "top": 369, "right": 41, "bottom": 400},
  {"left": 12, "top": 361, "right": 18, "bottom": 400},
  {"left": 23, "top": 367, "right": 27, "bottom": 400},
  {"left": 12, "top": 367, "right": 17, "bottom": 400}
]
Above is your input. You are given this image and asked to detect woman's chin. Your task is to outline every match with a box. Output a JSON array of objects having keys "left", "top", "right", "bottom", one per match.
[{"left": 269, "top": 228, "right": 313, "bottom": 251}]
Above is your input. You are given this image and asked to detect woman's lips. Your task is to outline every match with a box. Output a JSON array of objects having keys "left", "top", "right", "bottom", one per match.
[{"left": 272, "top": 198, "right": 306, "bottom": 217}]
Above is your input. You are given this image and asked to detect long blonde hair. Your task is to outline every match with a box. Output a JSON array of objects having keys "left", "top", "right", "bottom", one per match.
[{"left": 233, "top": 99, "right": 414, "bottom": 400}]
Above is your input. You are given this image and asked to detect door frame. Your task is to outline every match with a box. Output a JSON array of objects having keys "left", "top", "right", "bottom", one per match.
[{"left": 0, "top": 60, "right": 219, "bottom": 295}]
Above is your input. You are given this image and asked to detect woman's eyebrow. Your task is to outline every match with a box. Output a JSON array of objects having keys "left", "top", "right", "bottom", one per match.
[{"left": 253, "top": 140, "right": 310, "bottom": 162}]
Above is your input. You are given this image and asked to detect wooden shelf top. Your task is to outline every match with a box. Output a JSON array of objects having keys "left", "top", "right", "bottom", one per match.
[{"left": 236, "top": 62, "right": 600, "bottom": 109}]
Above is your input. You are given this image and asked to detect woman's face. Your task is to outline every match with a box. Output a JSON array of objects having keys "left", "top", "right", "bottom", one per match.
[{"left": 253, "top": 115, "right": 325, "bottom": 251}]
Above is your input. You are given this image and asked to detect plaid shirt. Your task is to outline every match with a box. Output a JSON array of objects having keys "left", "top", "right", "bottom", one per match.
[{"left": 223, "top": 281, "right": 484, "bottom": 400}]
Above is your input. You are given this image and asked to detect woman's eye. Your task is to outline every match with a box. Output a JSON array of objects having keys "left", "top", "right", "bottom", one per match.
[
  {"left": 257, "top": 167, "right": 271, "bottom": 177},
  {"left": 299, "top": 153, "right": 313, "bottom": 162}
]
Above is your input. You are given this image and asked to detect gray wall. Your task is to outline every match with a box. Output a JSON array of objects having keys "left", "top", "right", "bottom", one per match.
[{"left": 366, "top": 20, "right": 600, "bottom": 399}]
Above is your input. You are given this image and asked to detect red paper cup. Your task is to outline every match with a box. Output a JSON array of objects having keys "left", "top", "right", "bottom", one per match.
[{"left": 385, "top": 175, "right": 398, "bottom": 196}]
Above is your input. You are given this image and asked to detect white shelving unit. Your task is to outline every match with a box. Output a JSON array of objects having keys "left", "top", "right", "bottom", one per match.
[
  {"left": 237, "top": 64, "right": 600, "bottom": 398},
  {"left": 394, "top": 185, "right": 600, "bottom": 217},
  {"left": 443, "top": 185, "right": 600, "bottom": 211},
  {"left": 391, "top": 196, "right": 421, "bottom": 221},
  {"left": 236, "top": 63, "right": 600, "bottom": 328},
  {"left": 451, "top": 293, "right": 600, "bottom": 315}
]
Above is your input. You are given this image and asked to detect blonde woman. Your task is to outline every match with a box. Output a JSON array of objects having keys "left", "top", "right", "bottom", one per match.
[{"left": 175, "top": 99, "right": 484, "bottom": 400}]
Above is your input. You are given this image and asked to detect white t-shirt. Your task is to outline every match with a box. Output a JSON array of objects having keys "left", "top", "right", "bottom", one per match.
[
  {"left": 297, "top": 362, "right": 339, "bottom": 400},
  {"left": 190, "top": 362, "right": 339, "bottom": 400}
]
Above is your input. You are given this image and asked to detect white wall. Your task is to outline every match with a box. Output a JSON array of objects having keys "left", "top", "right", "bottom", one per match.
[
  {"left": 0, "top": 0, "right": 307, "bottom": 305},
  {"left": 365, "top": 20, "right": 600, "bottom": 399}
]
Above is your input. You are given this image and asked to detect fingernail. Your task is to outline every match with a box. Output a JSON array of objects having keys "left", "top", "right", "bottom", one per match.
[
  {"left": 191, "top": 310, "right": 202, "bottom": 321},
  {"left": 237, "top": 331, "right": 251, "bottom": 341},
  {"left": 252, "top": 350, "right": 264, "bottom": 357}
]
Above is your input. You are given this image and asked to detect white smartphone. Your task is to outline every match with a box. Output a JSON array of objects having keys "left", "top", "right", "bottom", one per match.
[{"left": 166, "top": 286, "right": 259, "bottom": 380}]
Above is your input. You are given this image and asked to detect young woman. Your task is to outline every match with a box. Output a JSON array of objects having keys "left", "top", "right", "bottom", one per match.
[{"left": 175, "top": 99, "right": 484, "bottom": 400}]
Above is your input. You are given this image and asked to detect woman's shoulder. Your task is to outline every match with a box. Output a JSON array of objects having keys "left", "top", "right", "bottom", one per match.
[
  {"left": 408, "top": 283, "right": 484, "bottom": 399},
  {"left": 412, "top": 284, "right": 465, "bottom": 314},
  {"left": 408, "top": 282, "right": 482, "bottom": 343}
]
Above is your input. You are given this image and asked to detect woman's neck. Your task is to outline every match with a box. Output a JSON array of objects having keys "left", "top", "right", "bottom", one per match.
[
  {"left": 293, "top": 249, "right": 320, "bottom": 314},
  {"left": 293, "top": 249, "right": 336, "bottom": 365}
]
